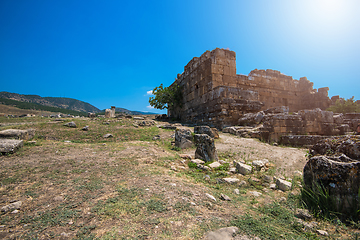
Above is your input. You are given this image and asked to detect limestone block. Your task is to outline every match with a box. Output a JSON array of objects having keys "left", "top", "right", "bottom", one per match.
[
  {"left": 276, "top": 178, "right": 292, "bottom": 191},
  {"left": 236, "top": 162, "right": 252, "bottom": 175},
  {"left": 303, "top": 155, "right": 360, "bottom": 215},
  {"left": 0, "top": 129, "right": 35, "bottom": 140},
  {"left": 0, "top": 139, "right": 23, "bottom": 154},
  {"left": 175, "top": 128, "right": 194, "bottom": 149},
  {"left": 194, "top": 134, "right": 218, "bottom": 162}
]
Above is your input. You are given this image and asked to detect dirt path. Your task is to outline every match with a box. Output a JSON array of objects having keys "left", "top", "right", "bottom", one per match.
[{"left": 183, "top": 132, "right": 308, "bottom": 177}]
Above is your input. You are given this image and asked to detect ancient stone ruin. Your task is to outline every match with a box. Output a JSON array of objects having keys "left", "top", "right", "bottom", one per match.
[
  {"left": 169, "top": 48, "right": 331, "bottom": 128},
  {"left": 105, "top": 106, "right": 116, "bottom": 118}
]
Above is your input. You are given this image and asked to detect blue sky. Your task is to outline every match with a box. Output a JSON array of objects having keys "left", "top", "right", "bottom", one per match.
[{"left": 1, "top": 0, "right": 359, "bottom": 114}]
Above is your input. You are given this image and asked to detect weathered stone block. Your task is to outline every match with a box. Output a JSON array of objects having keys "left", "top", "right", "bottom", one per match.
[
  {"left": 0, "top": 129, "right": 35, "bottom": 140},
  {"left": 194, "top": 134, "right": 218, "bottom": 162},
  {"left": 236, "top": 162, "right": 252, "bottom": 175},
  {"left": 0, "top": 139, "right": 23, "bottom": 154}
]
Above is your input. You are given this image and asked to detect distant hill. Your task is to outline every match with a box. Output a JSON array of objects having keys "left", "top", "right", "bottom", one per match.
[
  {"left": 0, "top": 92, "right": 100, "bottom": 113},
  {"left": 0, "top": 91, "right": 158, "bottom": 115},
  {"left": 102, "top": 107, "right": 157, "bottom": 115}
]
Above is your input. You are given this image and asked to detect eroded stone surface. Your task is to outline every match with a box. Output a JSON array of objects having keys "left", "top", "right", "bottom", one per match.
[
  {"left": 0, "top": 139, "right": 23, "bottom": 154},
  {"left": 194, "top": 134, "right": 218, "bottom": 162},
  {"left": 0, "top": 129, "right": 35, "bottom": 140}
]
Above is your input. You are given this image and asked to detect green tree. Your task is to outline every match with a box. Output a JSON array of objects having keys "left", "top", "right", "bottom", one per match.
[
  {"left": 327, "top": 96, "right": 360, "bottom": 113},
  {"left": 149, "top": 83, "right": 182, "bottom": 110}
]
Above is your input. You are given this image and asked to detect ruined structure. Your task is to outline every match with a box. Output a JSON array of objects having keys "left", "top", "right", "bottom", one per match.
[{"left": 170, "top": 48, "right": 331, "bottom": 127}]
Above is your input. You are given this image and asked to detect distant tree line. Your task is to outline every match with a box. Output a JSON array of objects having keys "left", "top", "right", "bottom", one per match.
[
  {"left": 0, "top": 98, "right": 87, "bottom": 116},
  {"left": 327, "top": 96, "right": 360, "bottom": 114}
]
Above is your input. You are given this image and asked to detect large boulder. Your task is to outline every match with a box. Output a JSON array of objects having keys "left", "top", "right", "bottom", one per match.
[
  {"left": 194, "top": 134, "right": 218, "bottom": 162},
  {"left": 0, "top": 139, "right": 24, "bottom": 154},
  {"left": 303, "top": 155, "right": 360, "bottom": 215},
  {"left": 0, "top": 129, "right": 35, "bottom": 140},
  {"left": 310, "top": 136, "right": 360, "bottom": 161},
  {"left": 175, "top": 128, "right": 194, "bottom": 149}
]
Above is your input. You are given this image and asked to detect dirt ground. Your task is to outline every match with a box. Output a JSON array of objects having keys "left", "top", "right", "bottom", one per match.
[{"left": 0, "top": 114, "right": 357, "bottom": 239}]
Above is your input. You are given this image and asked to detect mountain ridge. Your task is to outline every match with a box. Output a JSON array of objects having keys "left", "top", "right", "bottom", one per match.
[{"left": 0, "top": 92, "right": 157, "bottom": 115}]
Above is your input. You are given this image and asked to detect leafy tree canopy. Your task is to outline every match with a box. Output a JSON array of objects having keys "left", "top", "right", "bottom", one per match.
[
  {"left": 149, "top": 83, "right": 182, "bottom": 110},
  {"left": 327, "top": 96, "right": 360, "bottom": 113}
]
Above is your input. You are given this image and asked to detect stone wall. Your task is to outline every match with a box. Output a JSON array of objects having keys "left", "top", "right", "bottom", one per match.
[{"left": 170, "top": 48, "right": 331, "bottom": 127}]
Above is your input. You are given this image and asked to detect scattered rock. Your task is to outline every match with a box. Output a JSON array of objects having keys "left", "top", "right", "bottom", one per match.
[
  {"left": 295, "top": 209, "right": 313, "bottom": 221},
  {"left": 203, "top": 226, "right": 239, "bottom": 240},
  {"left": 0, "top": 129, "right": 35, "bottom": 140},
  {"left": 152, "top": 135, "right": 160, "bottom": 140},
  {"left": 249, "top": 191, "right": 262, "bottom": 197},
  {"left": 191, "top": 159, "right": 205, "bottom": 165},
  {"left": 221, "top": 177, "right": 240, "bottom": 184},
  {"left": 1, "top": 201, "right": 22, "bottom": 213},
  {"left": 269, "top": 183, "right": 277, "bottom": 190},
  {"left": 179, "top": 154, "right": 192, "bottom": 160},
  {"left": 103, "top": 133, "right": 113, "bottom": 138},
  {"left": 64, "top": 121, "right": 77, "bottom": 128},
  {"left": 239, "top": 180, "right": 247, "bottom": 187},
  {"left": 220, "top": 193, "right": 231, "bottom": 201},
  {"left": 279, "top": 197, "right": 287, "bottom": 203},
  {"left": 198, "top": 165, "right": 211, "bottom": 171},
  {"left": 209, "top": 162, "right": 221, "bottom": 169},
  {"left": 82, "top": 126, "right": 89, "bottom": 131},
  {"left": 194, "top": 126, "right": 218, "bottom": 139},
  {"left": 53, "top": 196, "right": 64, "bottom": 202},
  {"left": 194, "top": 134, "right": 219, "bottom": 162},
  {"left": 316, "top": 230, "right": 329, "bottom": 236},
  {"left": 175, "top": 128, "right": 194, "bottom": 149},
  {"left": 205, "top": 193, "right": 216, "bottom": 202},
  {"left": 103, "top": 122, "right": 110, "bottom": 125},
  {"left": 11, "top": 210, "right": 19, "bottom": 214},
  {"left": 233, "top": 189, "right": 240, "bottom": 195},
  {"left": 263, "top": 175, "right": 273, "bottom": 183},
  {"left": 170, "top": 166, "right": 177, "bottom": 171},
  {"left": 252, "top": 160, "right": 265, "bottom": 171},
  {"left": 236, "top": 162, "right": 252, "bottom": 175},
  {"left": 276, "top": 179, "right": 292, "bottom": 191},
  {"left": 0, "top": 139, "right": 24, "bottom": 154}
]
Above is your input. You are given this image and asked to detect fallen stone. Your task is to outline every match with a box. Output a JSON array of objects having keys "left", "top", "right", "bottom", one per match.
[
  {"left": 263, "top": 175, "right": 273, "bottom": 183},
  {"left": 194, "top": 126, "right": 217, "bottom": 139},
  {"left": 198, "top": 165, "right": 211, "bottom": 171},
  {"left": 236, "top": 162, "right": 252, "bottom": 175},
  {"left": 175, "top": 128, "right": 194, "bottom": 149},
  {"left": 276, "top": 179, "right": 292, "bottom": 191},
  {"left": 209, "top": 162, "right": 222, "bottom": 169},
  {"left": 295, "top": 209, "right": 313, "bottom": 221},
  {"left": 220, "top": 193, "right": 231, "bottom": 201},
  {"left": 194, "top": 134, "right": 218, "bottom": 162},
  {"left": 103, "top": 133, "right": 113, "bottom": 138},
  {"left": 239, "top": 180, "right": 247, "bottom": 187},
  {"left": 191, "top": 159, "right": 205, "bottom": 165},
  {"left": 0, "top": 129, "right": 35, "bottom": 140},
  {"left": 205, "top": 193, "right": 216, "bottom": 202},
  {"left": 269, "top": 183, "right": 277, "bottom": 189},
  {"left": 249, "top": 191, "right": 262, "bottom": 197},
  {"left": 82, "top": 126, "right": 89, "bottom": 131},
  {"left": 221, "top": 177, "right": 240, "bottom": 184},
  {"left": 252, "top": 160, "right": 266, "bottom": 171},
  {"left": 179, "top": 154, "right": 192, "bottom": 160},
  {"left": 1, "top": 201, "right": 22, "bottom": 213},
  {"left": 316, "top": 230, "right": 329, "bottom": 236},
  {"left": 152, "top": 135, "right": 160, "bottom": 140},
  {"left": 203, "top": 226, "right": 239, "bottom": 240},
  {"left": 233, "top": 189, "right": 240, "bottom": 195},
  {"left": 64, "top": 121, "right": 77, "bottom": 128},
  {"left": 303, "top": 155, "right": 360, "bottom": 215},
  {"left": 0, "top": 139, "right": 23, "bottom": 154}
]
